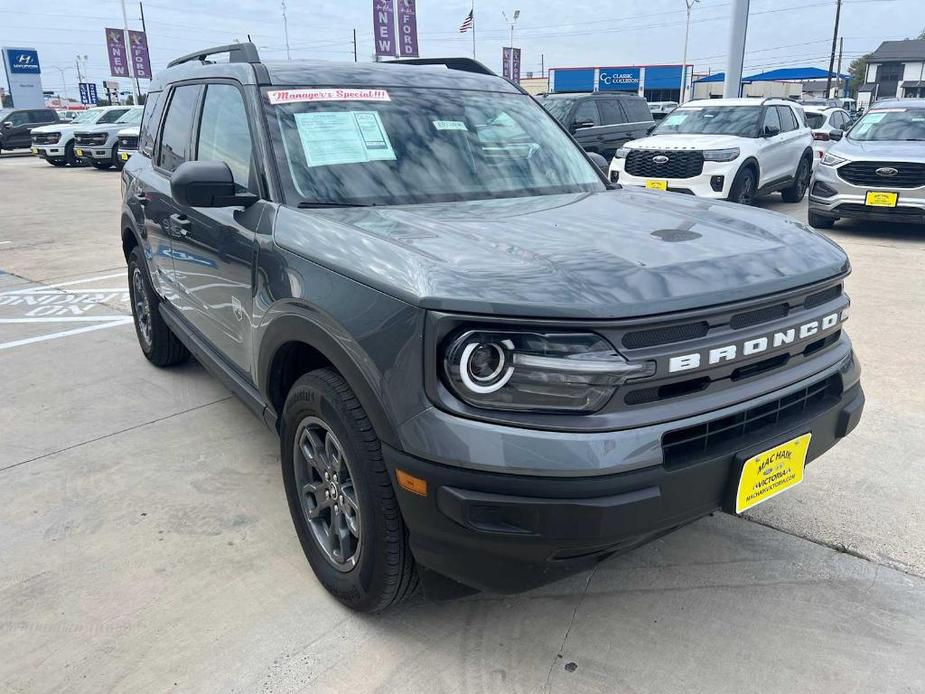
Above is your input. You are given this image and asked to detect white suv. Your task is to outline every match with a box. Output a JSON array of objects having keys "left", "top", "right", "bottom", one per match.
[{"left": 609, "top": 98, "right": 813, "bottom": 205}]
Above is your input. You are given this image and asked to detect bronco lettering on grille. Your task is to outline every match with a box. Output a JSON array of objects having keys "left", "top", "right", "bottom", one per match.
[{"left": 667, "top": 309, "right": 848, "bottom": 373}]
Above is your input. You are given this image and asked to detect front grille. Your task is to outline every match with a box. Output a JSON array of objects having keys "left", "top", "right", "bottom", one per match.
[
  {"left": 837, "top": 161, "right": 925, "bottom": 189},
  {"left": 118, "top": 135, "right": 138, "bottom": 150},
  {"left": 834, "top": 203, "right": 925, "bottom": 222},
  {"left": 730, "top": 303, "right": 789, "bottom": 330},
  {"left": 31, "top": 132, "right": 60, "bottom": 145},
  {"left": 804, "top": 284, "right": 842, "bottom": 309},
  {"left": 661, "top": 375, "right": 841, "bottom": 466},
  {"left": 74, "top": 133, "right": 107, "bottom": 146},
  {"left": 625, "top": 149, "right": 704, "bottom": 179},
  {"left": 622, "top": 321, "right": 709, "bottom": 349}
]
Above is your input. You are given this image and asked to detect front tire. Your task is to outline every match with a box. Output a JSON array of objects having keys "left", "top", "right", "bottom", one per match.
[
  {"left": 281, "top": 368, "right": 417, "bottom": 612},
  {"left": 47, "top": 158, "right": 66, "bottom": 167},
  {"left": 808, "top": 210, "right": 836, "bottom": 229},
  {"left": 64, "top": 141, "right": 79, "bottom": 167},
  {"left": 127, "top": 246, "right": 190, "bottom": 367},
  {"left": 728, "top": 167, "right": 757, "bottom": 206},
  {"left": 92, "top": 161, "right": 111, "bottom": 170},
  {"left": 781, "top": 155, "right": 811, "bottom": 202}
]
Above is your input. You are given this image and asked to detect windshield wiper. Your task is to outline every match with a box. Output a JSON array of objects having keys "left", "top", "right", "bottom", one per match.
[{"left": 297, "top": 201, "right": 374, "bottom": 208}]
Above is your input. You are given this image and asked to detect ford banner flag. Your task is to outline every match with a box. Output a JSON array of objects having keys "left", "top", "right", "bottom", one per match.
[
  {"left": 128, "top": 30, "right": 152, "bottom": 79},
  {"left": 373, "top": 0, "right": 396, "bottom": 58},
  {"left": 397, "top": 0, "right": 419, "bottom": 57},
  {"left": 105, "top": 28, "right": 129, "bottom": 77}
]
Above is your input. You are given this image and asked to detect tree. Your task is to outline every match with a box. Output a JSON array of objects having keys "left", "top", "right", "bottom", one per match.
[{"left": 848, "top": 54, "right": 870, "bottom": 96}]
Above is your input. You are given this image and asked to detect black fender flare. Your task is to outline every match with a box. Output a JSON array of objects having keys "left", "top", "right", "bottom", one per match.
[
  {"left": 735, "top": 156, "right": 761, "bottom": 184},
  {"left": 256, "top": 311, "right": 400, "bottom": 448}
]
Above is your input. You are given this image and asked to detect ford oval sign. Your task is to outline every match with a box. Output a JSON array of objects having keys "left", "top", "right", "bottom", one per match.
[
  {"left": 653, "top": 155, "right": 670, "bottom": 164},
  {"left": 875, "top": 167, "right": 898, "bottom": 177}
]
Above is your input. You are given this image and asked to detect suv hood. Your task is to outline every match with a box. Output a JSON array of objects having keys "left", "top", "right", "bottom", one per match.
[
  {"left": 73, "top": 122, "right": 125, "bottom": 135},
  {"left": 276, "top": 190, "right": 848, "bottom": 319},
  {"left": 31, "top": 122, "right": 87, "bottom": 136},
  {"left": 626, "top": 133, "right": 749, "bottom": 151},
  {"left": 831, "top": 138, "right": 925, "bottom": 162}
]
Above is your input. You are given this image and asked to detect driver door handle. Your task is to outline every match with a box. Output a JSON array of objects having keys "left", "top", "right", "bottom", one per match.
[
  {"left": 134, "top": 192, "right": 149, "bottom": 207},
  {"left": 169, "top": 213, "right": 191, "bottom": 237}
]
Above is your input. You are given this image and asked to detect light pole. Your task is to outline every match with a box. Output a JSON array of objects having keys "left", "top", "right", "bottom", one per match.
[
  {"left": 51, "top": 66, "right": 73, "bottom": 108},
  {"left": 503, "top": 9, "right": 520, "bottom": 49},
  {"left": 281, "top": 0, "right": 291, "bottom": 61},
  {"left": 680, "top": 0, "right": 699, "bottom": 103}
]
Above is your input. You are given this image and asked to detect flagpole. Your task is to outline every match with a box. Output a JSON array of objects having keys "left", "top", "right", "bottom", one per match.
[{"left": 471, "top": 1, "right": 476, "bottom": 59}]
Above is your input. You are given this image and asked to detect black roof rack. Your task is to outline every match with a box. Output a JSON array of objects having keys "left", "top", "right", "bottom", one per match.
[
  {"left": 385, "top": 57, "right": 496, "bottom": 77},
  {"left": 167, "top": 42, "right": 260, "bottom": 69}
]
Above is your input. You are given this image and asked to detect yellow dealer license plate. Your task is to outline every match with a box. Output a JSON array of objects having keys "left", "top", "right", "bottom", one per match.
[
  {"left": 120, "top": 152, "right": 129, "bottom": 161},
  {"left": 735, "top": 433, "right": 812, "bottom": 513},
  {"left": 645, "top": 179, "right": 668, "bottom": 191},
  {"left": 31, "top": 147, "right": 38, "bottom": 154},
  {"left": 865, "top": 191, "right": 898, "bottom": 207},
  {"left": 75, "top": 148, "right": 83, "bottom": 156}
]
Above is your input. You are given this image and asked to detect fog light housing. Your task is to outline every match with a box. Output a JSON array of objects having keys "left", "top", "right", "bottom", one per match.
[
  {"left": 710, "top": 175, "right": 725, "bottom": 192},
  {"left": 811, "top": 181, "right": 838, "bottom": 198},
  {"left": 610, "top": 170, "right": 620, "bottom": 183}
]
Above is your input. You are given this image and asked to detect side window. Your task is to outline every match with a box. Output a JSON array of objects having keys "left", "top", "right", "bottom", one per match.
[
  {"left": 196, "top": 84, "right": 254, "bottom": 192},
  {"left": 29, "top": 110, "right": 55, "bottom": 123},
  {"left": 622, "top": 98, "right": 652, "bottom": 122},
  {"left": 762, "top": 107, "right": 781, "bottom": 134},
  {"left": 833, "top": 112, "right": 847, "bottom": 129},
  {"left": 572, "top": 100, "right": 600, "bottom": 127},
  {"left": 157, "top": 85, "right": 202, "bottom": 173},
  {"left": 139, "top": 91, "right": 164, "bottom": 157},
  {"left": 7, "top": 111, "right": 29, "bottom": 127},
  {"left": 776, "top": 106, "right": 797, "bottom": 132},
  {"left": 597, "top": 99, "right": 627, "bottom": 125}
]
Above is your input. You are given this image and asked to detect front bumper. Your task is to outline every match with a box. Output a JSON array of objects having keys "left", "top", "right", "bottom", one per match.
[
  {"left": 810, "top": 163, "right": 925, "bottom": 224},
  {"left": 386, "top": 364, "right": 863, "bottom": 593},
  {"left": 611, "top": 158, "right": 740, "bottom": 199},
  {"left": 32, "top": 144, "right": 64, "bottom": 159},
  {"left": 75, "top": 144, "right": 114, "bottom": 162}
]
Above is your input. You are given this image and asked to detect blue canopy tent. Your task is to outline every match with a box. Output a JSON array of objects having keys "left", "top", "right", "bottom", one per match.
[{"left": 742, "top": 67, "right": 850, "bottom": 82}]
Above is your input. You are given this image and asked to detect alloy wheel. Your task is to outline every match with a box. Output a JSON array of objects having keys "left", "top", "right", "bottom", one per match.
[
  {"left": 293, "top": 417, "right": 362, "bottom": 571},
  {"left": 131, "top": 267, "right": 152, "bottom": 348}
]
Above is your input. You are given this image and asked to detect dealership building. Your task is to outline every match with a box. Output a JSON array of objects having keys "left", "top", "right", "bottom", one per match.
[{"left": 547, "top": 64, "right": 692, "bottom": 101}]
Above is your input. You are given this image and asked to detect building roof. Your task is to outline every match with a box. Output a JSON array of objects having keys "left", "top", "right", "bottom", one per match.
[
  {"left": 694, "top": 72, "right": 726, "bottom": 83},
  {"left": 744, "top": 67, "right": 849, "bottom": 82},
  {"left": 868, "top": 39, "right": 925, "bottom": 62}
]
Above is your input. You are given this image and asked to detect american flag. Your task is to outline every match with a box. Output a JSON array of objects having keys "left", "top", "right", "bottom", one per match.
[{"left": 459, "top": 9, "right": 474, "bottom": 32}]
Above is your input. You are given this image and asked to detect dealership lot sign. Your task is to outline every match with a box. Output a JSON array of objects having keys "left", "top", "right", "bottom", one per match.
[{"left": 1, "top": 47, "right": 45, "bottom": 108}]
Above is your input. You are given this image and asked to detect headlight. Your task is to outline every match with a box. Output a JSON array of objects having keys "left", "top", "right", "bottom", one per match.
[
  {"left": 703, "top": 147, "right": 740, "bottom": 162},
  {"left": 442, "top": 330, "right": 655, "bottom": 413},
  {"left": 821, "top": 153, "right": 847, "bottom": 167},
  {"left": 614, "top": 147, "right": 630, "bottom": 159}
]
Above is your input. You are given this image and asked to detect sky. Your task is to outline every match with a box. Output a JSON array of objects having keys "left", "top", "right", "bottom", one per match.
[{"left": 1, "top": 0, "right": 923, "bottom": 100}]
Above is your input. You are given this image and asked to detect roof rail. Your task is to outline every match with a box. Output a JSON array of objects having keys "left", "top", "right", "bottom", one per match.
[
  {"left": 385, "top": 57, "right": 496, "bottom": 76},
  {"left": 167, "top": 42, "right": 260, "bottom": 69}
]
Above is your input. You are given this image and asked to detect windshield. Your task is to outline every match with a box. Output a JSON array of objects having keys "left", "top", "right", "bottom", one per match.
[
  {"left": 653, "top": 106, "right": 762, "bottom": 137},
  {"left": 0, "top": 109, "right": 11, "bottom": 122},
  {"left": 849, "top": 108, "right": 925, "bottom": 141},
  {"left": 71, "top": 109, "right": 103, "bottom": 124},
  {"left": 265, "top": 87, "right": 605, "bottom": 206},
  {"left": 805, "top": 112, "right": 826, "bottom": 129},
  {"left": 539, "top": 97, "right": 577, "bottom": 123},
  {"left": 116, "top": 108, "right": 143, "bottom": 125}
]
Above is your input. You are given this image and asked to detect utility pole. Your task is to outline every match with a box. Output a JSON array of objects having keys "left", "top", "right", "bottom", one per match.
[
  {"left": 120, "top": 0, "right": 142, "bottom": 104},
  {"left": 723, "top": 0, "right": 750, "bottom": 98},
  {"left": 680, "top": 0, "right": 699, "bottom": 103},
  {"left": 825, "top": 0, "right": 842, "bottom": 98},
  {"left": 281, "top": 0, "right": 291, "bottom": 61},
  {"left": 471, "top": 0, "right": 476, "bottom": 59},
  {"left": 541, "top": 53, "right": 544, "bottom": 78},
  {"left": 503, "top": 9, "right": 520, "bottom": 49},
  {"left": 353, "top": 29, "right": 358, "bottom": 62},
  {"left": 835, "top": 36, "right": 844, "bottom": 98},
  {"left": 139, "top": 2, "right": 147, "bottom": 33}
]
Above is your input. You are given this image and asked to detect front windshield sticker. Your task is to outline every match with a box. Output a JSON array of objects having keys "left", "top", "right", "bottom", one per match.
[
  {"left": 268, "top": 88, "right": 390, "bottom": 105},
  {"left": 432, "top": 120, "right": 468, "bottom": 131},
  {"left": 853, "top": 112, "right": 887, "bottom": 136},
  {"left": 294, "top": 111, "right": 396, "bottom": 167},
  {"left": 662, "top": 112, "right": 690, "bottom": 126}
]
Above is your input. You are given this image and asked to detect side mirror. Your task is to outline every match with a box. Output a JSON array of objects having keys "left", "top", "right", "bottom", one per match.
[
  {"left": 1, "top": 121, "right": 12, "bottom": 129},
  {"left": 829, "top": 129, "right": 843, "bottom": 141},
  {"left": 585, "top": 151, "right": 609, "bottom": 175},
  {"left": 570, "top": 119, "right": 595, "bottom": 133},
  {"left": 170, "top": 161, "right": 257, "bottom": 208},
  {"left": 763, "top": 124, "right": 781, "bottom": 137}
]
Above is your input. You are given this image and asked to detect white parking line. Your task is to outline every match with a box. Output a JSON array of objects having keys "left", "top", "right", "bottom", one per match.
[{"left": 0, "top": 317, "right": 133, "bottom": 351}]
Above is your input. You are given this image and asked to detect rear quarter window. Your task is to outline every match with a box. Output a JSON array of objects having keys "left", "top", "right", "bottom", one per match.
[
  {"left": 597, "top": 99, "right": 627, "bottom": 125},
  {"left": 621, "top": 98, "right": 653, "bottom": 123},
  {"left": 139, "top": 91, "right": 164, "bottom": 157}
]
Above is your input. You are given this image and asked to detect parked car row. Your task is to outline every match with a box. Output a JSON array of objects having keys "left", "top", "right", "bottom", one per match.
[{"left": 539, "top": 93, "right": 924, "bottom": 228}]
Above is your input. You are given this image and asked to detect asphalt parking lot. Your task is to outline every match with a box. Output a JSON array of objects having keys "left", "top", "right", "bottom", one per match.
[{"left": 1, "top": 153, "right": 924, "bottom": 693}]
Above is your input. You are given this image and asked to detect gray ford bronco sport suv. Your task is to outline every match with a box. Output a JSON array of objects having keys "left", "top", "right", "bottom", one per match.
[{"left": 122, "top": 44, "right": 864, "bottom": 612}]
